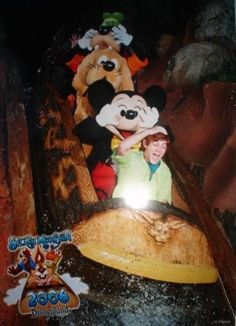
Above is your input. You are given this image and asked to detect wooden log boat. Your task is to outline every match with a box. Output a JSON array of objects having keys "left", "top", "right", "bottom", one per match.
[
  {"left": 27, "top": 72, "right": 236, "bottom": 323},
  {"left": 1, "top": 32, "right": 235, "bottom": 324}
]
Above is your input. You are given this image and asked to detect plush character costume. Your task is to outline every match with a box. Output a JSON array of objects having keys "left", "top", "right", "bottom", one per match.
[
  {"left": 69, "top": 12, "right": 149, "bottom": 125},
  {"left": 66, "top": 12, "right": 148, "bottom": 77},
  {"left": 72, "top": 47, "right": 134, "bottom": 124},
  {"left": 74, "top": 80, "right": 168, "bottom": 200}
]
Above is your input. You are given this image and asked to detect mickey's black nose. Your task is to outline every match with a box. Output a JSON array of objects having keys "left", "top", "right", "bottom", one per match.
[
  {"left": 120, "top": 110, "right": 138, "bottom": 120},
  {"left": 126, "top": 110, "right": 138, "bottom": 120}
]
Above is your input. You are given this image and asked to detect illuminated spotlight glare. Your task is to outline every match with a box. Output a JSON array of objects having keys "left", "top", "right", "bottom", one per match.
[{"left": 123, "top": 185, "right": 149, "bottom": 209}]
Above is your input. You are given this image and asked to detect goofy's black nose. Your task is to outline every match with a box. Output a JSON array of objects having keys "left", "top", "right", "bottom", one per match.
[
  {"left": 102, "top": 61, "right": 115, "bottom": 71},
  {"left": 99, "top": 25, "right": 111, "bottom": 35},
  {"left": 120, "top": 110, "right": 138, "bottom": 120}
]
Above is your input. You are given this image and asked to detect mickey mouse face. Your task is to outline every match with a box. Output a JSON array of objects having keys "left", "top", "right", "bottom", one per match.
[{"left": 111, "top": 93, "right": 147, "bottom": 131}]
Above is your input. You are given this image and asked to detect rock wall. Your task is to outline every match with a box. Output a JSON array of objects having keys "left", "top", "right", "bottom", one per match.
[
  {"left": 138, "top": 0, "right": 236, "bottom": 213},
  {"left": 161, "top": 82, "right": 236, "bottom": 212}
]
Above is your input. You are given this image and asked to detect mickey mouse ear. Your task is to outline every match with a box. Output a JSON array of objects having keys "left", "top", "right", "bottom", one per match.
[
  {"left": 143, "top": 85, "right": 167, "bottom": 113},
  {"left": 87, "top": 79, "right": 115, "bottom": 113}
]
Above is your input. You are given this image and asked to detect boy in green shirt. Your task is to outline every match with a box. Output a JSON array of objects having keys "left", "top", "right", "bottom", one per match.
[{"left": 112, "top": 126, "right": 172, "bottom": 205}]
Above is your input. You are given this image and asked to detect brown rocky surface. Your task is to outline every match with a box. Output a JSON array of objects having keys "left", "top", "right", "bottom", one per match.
[{"left": 160, "top": 82, "right": 236, "bottom": 211}]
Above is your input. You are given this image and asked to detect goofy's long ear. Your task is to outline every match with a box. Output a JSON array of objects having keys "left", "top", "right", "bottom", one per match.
[
  {"left": 143, "top": 85, "right": 167, "bottom": 113},
  {"left": 72, "top": 50, "right": 99, "bottom": 94},
  {"left": 120, "top": 57, "right": 135, "bottom": 91},
  {"left": 87, "top": 79, "right": 115, "bottom": 114}
]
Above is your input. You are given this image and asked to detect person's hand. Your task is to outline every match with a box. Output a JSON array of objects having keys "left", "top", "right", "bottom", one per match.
[
  {"left": 95, "top": 104, "right": 121, "bottom": 127},
  {"left": 111, "top": 24, "right": 133, "bottom": 46},
  {"left": 78, "top": 29, "right": 98, "bottom": 50},
  {"left": 69, "top": 34, "right": 79, "bottom": 48},
  {"left": 139, "top": 107, "right": 159, "bottom": 128}
]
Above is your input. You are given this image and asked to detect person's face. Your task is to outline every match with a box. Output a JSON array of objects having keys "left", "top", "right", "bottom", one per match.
[{"left": 143, "top": 139, "right": 167, "bottom": 164}]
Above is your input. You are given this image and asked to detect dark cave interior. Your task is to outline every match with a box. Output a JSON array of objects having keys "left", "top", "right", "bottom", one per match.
[{"left": 0, "top": 0, "right": 202, "bottom": 86}]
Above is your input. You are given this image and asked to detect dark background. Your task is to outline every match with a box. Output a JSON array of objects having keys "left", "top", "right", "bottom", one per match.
[{"left": 0, "top": 0, "right": 202, "bottom": 85}]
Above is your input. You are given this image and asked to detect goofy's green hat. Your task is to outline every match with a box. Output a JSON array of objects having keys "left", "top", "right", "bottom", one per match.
[{"left": 99, "top": 12, "right": 124, "bottom": 34}]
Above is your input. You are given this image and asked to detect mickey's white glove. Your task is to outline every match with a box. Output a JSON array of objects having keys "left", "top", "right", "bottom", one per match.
[
  {"left": 111, "top": 24, "right": 133, "bottom": 46},
  {"left": 139, "top": 107, "right": 159, "bottom": 128},
  {"left": 95, "top": 104, "right": 121, "bottom": 127},
  {"left": 78, "top": 29, "right": 98, "bottom": 51},
  {"left": 147, "top": 125, "right": 168, "bottom": 135}
]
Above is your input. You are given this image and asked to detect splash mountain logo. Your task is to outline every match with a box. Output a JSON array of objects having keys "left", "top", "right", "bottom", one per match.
[{"left": 4, "top": 230, "right": 89, "bottom": 318}]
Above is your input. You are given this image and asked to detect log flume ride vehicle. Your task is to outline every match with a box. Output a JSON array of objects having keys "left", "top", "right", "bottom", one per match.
[{"left": 25, "top": 34, "right": 236, "bottom": 324}]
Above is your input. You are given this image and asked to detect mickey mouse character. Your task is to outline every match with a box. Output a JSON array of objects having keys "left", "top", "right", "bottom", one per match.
[{"left": 74, "top": 80, "right": 167, "bottom": 199}]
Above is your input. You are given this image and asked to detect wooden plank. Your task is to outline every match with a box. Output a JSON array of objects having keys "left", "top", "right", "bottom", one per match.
[
  {"left": 0, "top": 57, "right": 44, "bottom": 325},
  {"left": 30, "top": 84, "right": 97, "bottom": 231},
  {"left": 7, "top": 102, "right": 37, "bottom": 235},
  {"left": 57, "top": 94, "right": 98, "bottom": 204}
]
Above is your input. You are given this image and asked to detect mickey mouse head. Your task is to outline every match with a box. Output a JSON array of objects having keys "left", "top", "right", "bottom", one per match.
[
  {"left": 87, "top": 80, "right": 167, "bottom": 137},
  {"left": 96, "top": 91, "right": 159, "bottom": 133}
]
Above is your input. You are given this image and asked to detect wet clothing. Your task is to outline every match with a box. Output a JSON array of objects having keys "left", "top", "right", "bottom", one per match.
[{"left": 112, "top": 150, "right": 172, "bottom": 204}]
